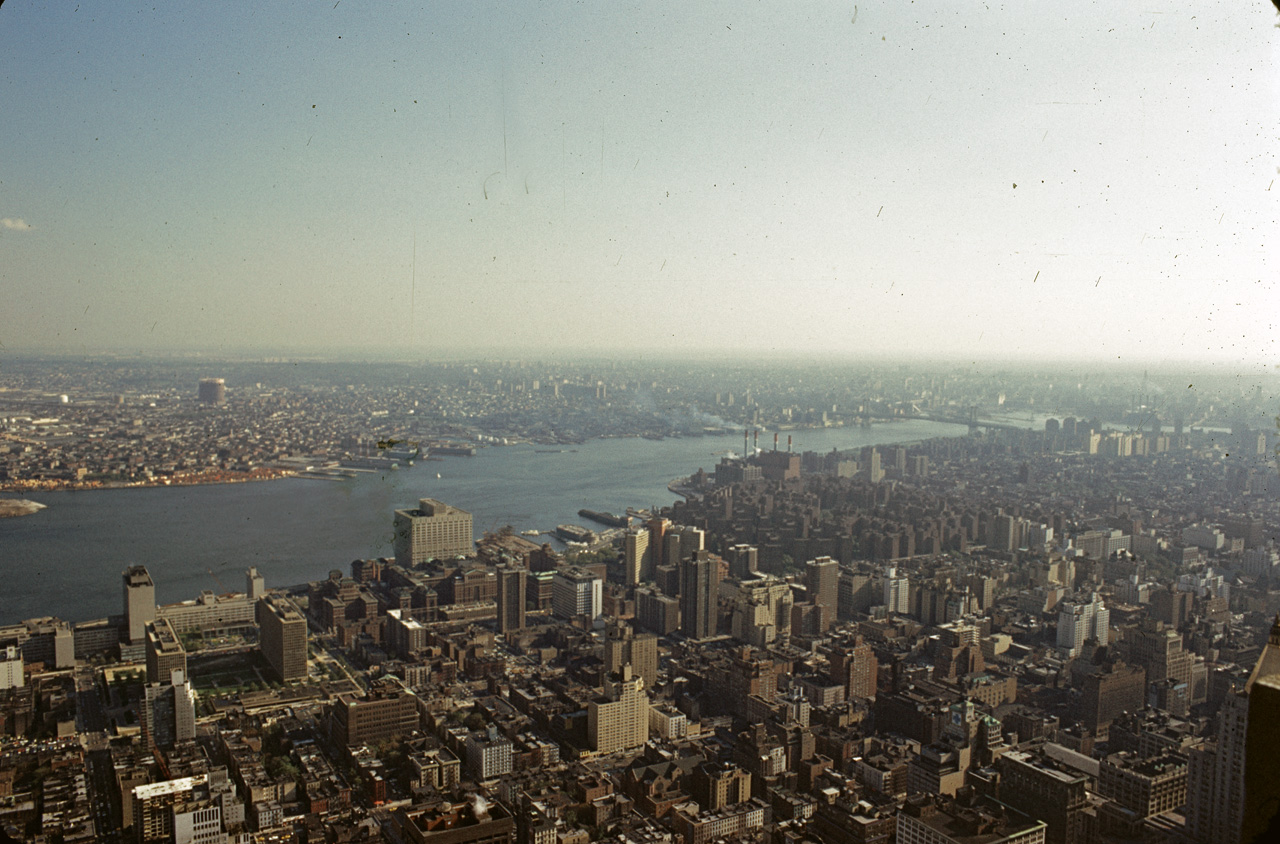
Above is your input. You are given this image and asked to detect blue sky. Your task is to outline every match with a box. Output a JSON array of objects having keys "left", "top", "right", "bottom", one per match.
[{"left": 1, "top": 1, "right": 1276, "bottom": 362}]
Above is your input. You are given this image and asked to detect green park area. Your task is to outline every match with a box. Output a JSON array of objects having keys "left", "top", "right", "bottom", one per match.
[{"left": 187, "top": 649, "right": 279, "bottom": 696}]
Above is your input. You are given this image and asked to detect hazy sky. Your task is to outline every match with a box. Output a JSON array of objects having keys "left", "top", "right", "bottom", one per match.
[{"left": 1, "top": 2, "right": 1276, "bottom": 363}]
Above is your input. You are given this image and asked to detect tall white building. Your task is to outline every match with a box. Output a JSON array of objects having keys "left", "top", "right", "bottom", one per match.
[
  {"left": 884, "top": 566, "right": 910, "bottom": 615},
  {"left": 1056, "top": 594, "right": 1109, "bottom": 657},
  {"left": 623, "top": 528, "right": 651, "bottom": 586},
  {"left": 123, "top": 565, "right": 157, "bottom": 645},
  {"left": 392, "top": 498, "right": 473, "bottom": 565},
  {"left": 465, "top": 725, "right": 513, "bottom": 780},
  {"left": 669, "top": 525, "right": 706, "bottom": 562},
  {"left": 0, "top": 646, "right": 22, "bottom": 689},
  {"left": 589, "top": 665, "right": 649, "bottom": 754},
  {"left": 142, "top": 668, "right": 196, "bottom": 750},
  {"left": 552, "top": 567, "right": 602, "bottom": 622},
  {"left": 245, "top": 567, "right": 265, "bottom": 601},
  {"left": 728, "top": 574, "right": 794, "bottom": 647}
]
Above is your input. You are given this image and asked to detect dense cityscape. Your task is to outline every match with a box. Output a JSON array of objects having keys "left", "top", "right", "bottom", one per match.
[
  {"left": 3, "top": 0, "right": 1275, "bottom": 842},
  {"left": 0, "top": 357, "right": 1277, "bottom": 844}
]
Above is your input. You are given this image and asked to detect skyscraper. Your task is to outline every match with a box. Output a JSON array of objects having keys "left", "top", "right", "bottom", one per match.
[
  {"left": 663, "top": 531, "right": 684, "bottom": 570},
  {"left": 589, "top": 664, "right": 649, "bottom": 754},
  {"left": 123, "top": 565, "right": 156, "bottom": 645},
  {"left": 0, "top": 647, "right": 23, "bottom": 690},
  {"left": 992, "top": 513, "right": 1020, "bottom": 552},
  {"left": 1244, "top": 674, "right": 1280, "bottom": 843},
  {"left": 636, "top": 587, "right": 680, "bottom": 636},
  {"left": 1186, "top": 615, "right": 1280, "bottom": 844},
  {"left": 863, "top": 448, "right": 883, "bottom": 483},
  {"left": 1079, "top": 662, "right": 1146, "bottom": 733},
  {"left": 197, "top": 377, "right": 226, "bottom": 405},
  {"left": 142, "top": 668, "right": 195, "bottom": 750},
  {"left": 826, "top": 636, "right": 878, "bottom": 701},
  {"left": 604, "top": 620, "right": 658, "bottom": 690},
  {"left": 728, "top": 574, "right": 793, "bottom": 647},
  {"left": 258, "top": 595, "right": 308, "bottom": 681},
  {"left": 245, "top": 566, "right": 265, "bottom": 602},
  {"left": 670, "top": 525, "right": 705, "bottom": 563},
  {"left": 727, "top": 544, "right": 759, "bottom": 580},
  {"left": 647, "top": 517, "right": 671, "bottom": 571},
  {"left": 393, "top": 498, "right": 474, "bottom": 565},
  {"left": 495, "top": 565, "right": 526, "bottom": 634},
  {"left": 551, "top": 567, "right": 602, "bottom": 623},
  {"left": 145, "top": 619, "right": 187, "bottom": 685},
  {"left": 680, "top": 550, "right": 715, "bottom": 639},
  {"left": 464, "top": 725, "right": 514, "bottom": 780},
  {"left": 883, "top": 566, "right": 910, "bottom": 615},
  {"left": 1056, "top": 594, "right": 1109, "bottom": 657},
  {"left": 623, "top": 527, "right": 651, "bottom": 586},
  {"left": 806, "top": 556, "right": 838, "bottom": 631}
]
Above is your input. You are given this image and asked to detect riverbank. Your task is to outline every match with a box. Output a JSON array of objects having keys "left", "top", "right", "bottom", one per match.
[
  {"left": 1, "top": 466, "right": 296, "bottom": 494},
  {"left": 0, "top": 418, "right": 969, "bottom": 624}
]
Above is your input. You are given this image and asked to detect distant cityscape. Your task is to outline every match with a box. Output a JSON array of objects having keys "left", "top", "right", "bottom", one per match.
[
  {"left": 1, "top": 356, "right": 1272, "bottom": 493},
  {"left": 0, "top": 356, "right": 1278, "bottom": 844}
]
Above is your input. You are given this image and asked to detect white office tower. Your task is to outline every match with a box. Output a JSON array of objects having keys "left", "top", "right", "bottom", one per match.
[
  {"left": 551, "top": 567, "right": 602, "bottom": 623},
  {"left": 245, "top": 567, "right": 265, "bottom": 601},
  {"left": 0, "top": 647, "right": 23, "bottom": 689},
  {"left": 883, "top": 566, "right": 910, "bottom": 615},
  {"left": 623, "top": 528, "right": 651, "bottom": 586},
  {"left": 589, "top": 665, "right": 649, "bottom": 754},
  {"left": 1056, "top": 593, "right": 1109, "bottom": 657}
]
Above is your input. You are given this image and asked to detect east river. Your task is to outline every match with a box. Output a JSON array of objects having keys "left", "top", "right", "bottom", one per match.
[{"left": 0, "top": 419, "right": 965, "bottom": 625}]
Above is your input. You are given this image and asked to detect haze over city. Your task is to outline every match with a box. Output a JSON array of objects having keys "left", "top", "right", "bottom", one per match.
[{"left": 1, "top": 1, "right": 1276, "bottom": 362}]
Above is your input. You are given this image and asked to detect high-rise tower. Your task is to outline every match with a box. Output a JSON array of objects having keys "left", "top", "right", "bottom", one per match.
[
  {"left": 495, "top": 565, "right": 526, "bottom": 634},
  {"left": 623, "top": 528, "right": 651, "bottom": 586},
  {"left": 393, "top": 499, "right": 473, "bottom": 565},
  {"left": 883, "top": 566, "right": 910, "bottom": 615},
  {"left": 806, "top": 556, "right": 838, "bottom": 632},
  {"left": 145, "top": 619, "right": 187, "bottom": 685},
  {"left": 197, "top": 378, "right": 226, "bottom": 405},
  {"left": 258, "top": 595, "right": 308, "bottom": 682},
  {"left": 604, "top": 620, "right": 658, "bottom": 690},
  {"left": 245, "top": 567, "right": 265, "bottom": 602},
  {"left": 680, "top": 550, "right": 715, "bottom": 639},
  {"left": 1186, "top": 615, "right": 1280, "bottom": 843},
  {"left": 123, "top": 565, "right": 156, "bottom": 645}
]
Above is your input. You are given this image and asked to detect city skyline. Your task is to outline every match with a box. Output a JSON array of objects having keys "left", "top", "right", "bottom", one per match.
[
  {"left": 1, "top": 350, "right": 1279, "bottom": 839},
  {"left": 1, "top": 2, "right": 1277, "bottom": 363}
]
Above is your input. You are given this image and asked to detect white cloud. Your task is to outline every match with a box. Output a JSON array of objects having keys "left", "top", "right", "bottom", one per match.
[{"left": 1, "top": 218, "right": 33, "bottom": 231}]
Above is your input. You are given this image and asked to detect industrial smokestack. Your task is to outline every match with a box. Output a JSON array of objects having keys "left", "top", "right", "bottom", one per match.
[
  {"left": 773, "top": 433, "right": 779, "bottom": 451},
  {"left": 787, "top": 435, "right": 792, "bottom": 452}
]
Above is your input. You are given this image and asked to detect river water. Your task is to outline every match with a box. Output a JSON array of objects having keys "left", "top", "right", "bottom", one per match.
[{"left": 0, "top": 419, "right": 964, "bottom": 624}]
